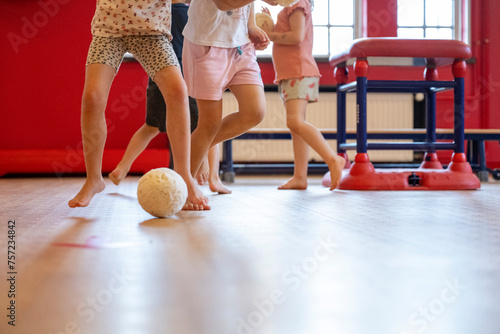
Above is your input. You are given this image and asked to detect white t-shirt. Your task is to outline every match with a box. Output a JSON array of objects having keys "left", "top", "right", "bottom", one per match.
[
  {"left": 91, "top": 0, "right": 172, "bottom": 40},
  {"left": 183, "top": 0, "right": 251, "bottom": 48}
]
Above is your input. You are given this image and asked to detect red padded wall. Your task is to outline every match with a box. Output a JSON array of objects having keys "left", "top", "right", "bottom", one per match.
[
  {"left": 0, "top": 0, "right": 169, "bottom": 176},
  {"left": 0, "top": 0, "right": 498, "bottom": 175}
]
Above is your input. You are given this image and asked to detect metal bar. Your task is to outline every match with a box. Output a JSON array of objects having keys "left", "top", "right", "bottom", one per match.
[
  {"left": 338, "top": 82, "right": 357, "bottom": 92},
  {"left": 454, "top": 77, "right": 465, "bottom": 153},
  {"left": 340, "top": 142, "right": 456, "bottom": 150},
  {"left": 365, "top": 87, "right": 437, "bottom": 93},
  {"left": 426, "top": 89, "right": 437, "bottom": 152},
  {"left": 337, "top": 83, "right": 347, "bottom": 153},
  {"left": 356, "top": 76, "right": 368, "bottom": 153},
  {"left": 367, "top": 80, "right": 455, "bottom": 89},
  {"left": 233, "top": 132, "right": 500, "bottom": 141},
  {"left": 222, "top": 140, "right": 233, "bottom": 174},
  {"left": 479, "top": 140, "right": 487, "bottom": 173},
  {"left": 230, "top": 163, "right": 428, "bottom": 174},
  {"left": 339, "top": 80, "right": 455, "bottom": 93}
]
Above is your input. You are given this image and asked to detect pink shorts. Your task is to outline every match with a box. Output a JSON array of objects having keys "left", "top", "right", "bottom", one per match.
[{"left": 182, "top": 40, "right": 263, "bottom": 101}]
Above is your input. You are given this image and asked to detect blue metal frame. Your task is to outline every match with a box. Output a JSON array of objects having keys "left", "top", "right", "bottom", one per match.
[
  {"left": 337, "top": 75, "right": 464, "bottom": 154},
  {"left": 454, "top": 77, "right": 465, "bottom": 153},
  {"left": 219, "top": 63, "right": 495, "bottom": 182},
  {"left": 339, "top": 80, "right": 455, "bottom": 93},
  {"left": 339, "top": 142, "right": 456, "bottom": 150},
  {"left": 356, "top": 76, "right": 368, "bottom": 153},
  {"left": 225, "top": 132, "right": 500, "bottom": 141},
  {"left": 426, "top": 88, "right": 437, "bottom": 153},
  {"left": 220, "top": 131, "right": 499, "bottom": 180},
  {"left": 337, "top": 82, "right": 347, "bottom": 154}
]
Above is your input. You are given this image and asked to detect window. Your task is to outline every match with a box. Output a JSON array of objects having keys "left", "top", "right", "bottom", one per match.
[
  {"left": 254, "top": 0, "right": 361, "bottom": 58},
  {"left": 397, "top": 0, "right": 458, "bottom": 40}
]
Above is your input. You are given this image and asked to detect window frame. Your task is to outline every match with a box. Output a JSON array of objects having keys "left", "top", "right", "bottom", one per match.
[
  {"left": 256, "top": 0, "right": 364, "bottom": 62},
  {"left": 396, "top": 0, "right": 469, "bottom": 43}
]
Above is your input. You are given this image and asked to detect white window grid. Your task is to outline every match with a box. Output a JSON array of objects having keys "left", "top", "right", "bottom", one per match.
[
  {"left": 255, "top": 0, "right": 363, "bottom": 59},
  {"left": 256, "top": 0, "right": 468, "bottom": 59},
  {"left": 397, "top": 0, "right": 457, "bottom": 40}
]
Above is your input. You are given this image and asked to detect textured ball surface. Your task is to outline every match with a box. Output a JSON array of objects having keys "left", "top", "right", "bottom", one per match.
[
  {"left": 255, "top": 12, "right": 274, "bottom": 30},
  {"left": 276, "top": 0, "right": 300, "bottom": 7},
  {"left": 137, "top": 168, "right": 188, "bottom": 218}
]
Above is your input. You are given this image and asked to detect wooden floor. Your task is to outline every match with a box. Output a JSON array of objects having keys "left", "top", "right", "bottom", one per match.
[{"left": 1, "top": 174, "right": 500, "bottom": 334}]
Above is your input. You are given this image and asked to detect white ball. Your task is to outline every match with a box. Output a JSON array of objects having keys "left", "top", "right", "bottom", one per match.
[
  {"left": 255, "top": 12, "right": 274, "bottom": 30},
  {"left": 137, "top": 168, "right": 188, "bottom": 218},
  {"left": 276, "top": 0, "right": 300, "bottom": 7}
]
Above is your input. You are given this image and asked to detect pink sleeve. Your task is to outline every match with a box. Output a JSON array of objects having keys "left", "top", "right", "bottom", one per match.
[{"left": 285, "top": 0, "right": 309, "bottom": 20}]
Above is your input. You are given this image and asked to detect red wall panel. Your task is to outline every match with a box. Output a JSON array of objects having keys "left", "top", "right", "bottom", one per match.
[
  {"left": 478, "top": 0, "right": 500, "bottom": 164},
  {"left": 1, "top": 0, "right": 499, "bottom": 175},
  {"left": 366, "top": 0, "right": 398, "bottom": 37},
  {"left": 0, "top": 0, "right": 169, "bottom": 176}
]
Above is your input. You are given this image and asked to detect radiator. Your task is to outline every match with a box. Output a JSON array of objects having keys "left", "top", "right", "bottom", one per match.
[{"left": 222, "top": 92, "right": 414, "bottom": 162}]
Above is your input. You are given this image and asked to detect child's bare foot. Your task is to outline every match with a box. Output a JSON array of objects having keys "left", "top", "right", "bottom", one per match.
[
  {"left": 68, "top": 178, "right": 106, "bottom": 208},
  {"left": 209, "top": 177, "right": 232, "bottom": 194},
  {"left": 109, "top": 167, "right": 128, "bottom": 185},
  {"left": 326, "top": 155, "right": 346, "bottom": 190},
  {"left": 278, "top": 177, "right": 308, "bottom": 190},
  {"left": 182, "top": 179, "right": 211, "bottom": 211},
  {"left": 196, "top": 158, "right": 209, "bottom": 185}
]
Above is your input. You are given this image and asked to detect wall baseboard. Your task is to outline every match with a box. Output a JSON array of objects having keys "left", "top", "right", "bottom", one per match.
[{"left": 0, "top": 149, "right": 170, "bottom": 177}]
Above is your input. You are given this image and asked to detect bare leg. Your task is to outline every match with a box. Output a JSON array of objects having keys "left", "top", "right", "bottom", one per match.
[
  {"left": 196, "top": 156, "right": 209, "bottom": 185},
  {"left": 191, "top": 85, "right": 265, "bottom": 177},
  {"left": 326, "top": 154, "right": 346, "bottom": 190},
  {"left": 190, "top": 99, "right": 223, "bottom": 179},
  {"left": 190, "top": 84, "right": 265, "bottom": 197},
  {"left": 69, "top": 64, "right": 115, "bottom": 208},
  {"left": 208, "top": 145, "right": 231, "bottom": 194},
  {"left": 109, "top": 124, "right": 160, "bottom": 185},
  {"left": 211, "top": 84, "right": 265, "bottom": 146},
  {"left": 284, "top": 99, "right": 346, "bottom": 190},
  {"left": 154, "top": 66, "right": 210, "bottom": 210},
  {"left": 278, "top": 130, "right": 309, "bottom": 190}
]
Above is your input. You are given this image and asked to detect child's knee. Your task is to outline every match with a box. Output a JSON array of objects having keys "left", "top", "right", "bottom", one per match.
[
  {"left": 254, "top": 108, "right": 266, "bottom": 124},
  {"left": 154, "top": 68, "right": 186, "bottom": 96},
  {"left": 242, "top": 107, "right": 265, "bottom": 126},
  {"left": 82, "top": 88, "right": 108, "bottom": 109},
  {"left": 286, "top": 117, "right": 302, "bottom": 133},
  {"left": 163, "top": 86, "right": 188, "bottom": 109},
  {"left": 192, "top": 115, "right": 221, "bottom": 140}
]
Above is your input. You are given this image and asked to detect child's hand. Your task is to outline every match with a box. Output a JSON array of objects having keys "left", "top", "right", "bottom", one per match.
[{"left": 248, "top": 25, "right": 270, "bottom": 50}]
